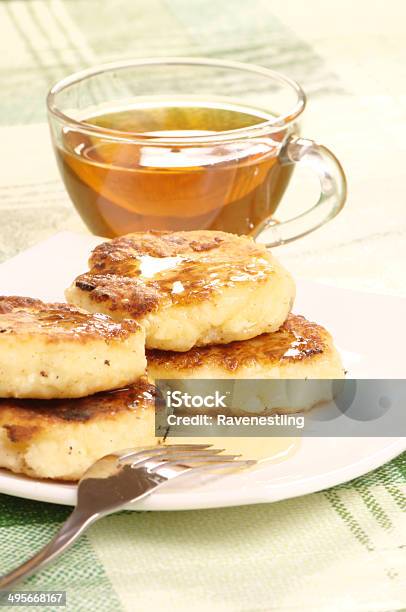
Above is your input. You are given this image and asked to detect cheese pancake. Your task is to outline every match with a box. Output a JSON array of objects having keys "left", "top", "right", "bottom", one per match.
[
  {"left": 0, "top": 380, "right": 161, "bottom": 480},
  {"left": 66, "top": 230, "right": 295, "bottom": 352},
  {"left": 147, "top": 314, "right": 344, "bottom": 414},
  {"left": 0, "top": 296, "right": 146, "bottom": 399},
  {"left": 148, "top": 314, "right": 343, "bottom": 378}
]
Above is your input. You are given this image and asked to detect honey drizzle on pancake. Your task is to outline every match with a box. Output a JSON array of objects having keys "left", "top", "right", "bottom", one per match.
[
  {"left": 0, "top": 297, "right": 139, "bottom": 339},
  {"left": 147, "top": 314, "right": 325, "bottom": 371},
  {"left": 73, "top": 231, "right": 275, "bottom": 314}
]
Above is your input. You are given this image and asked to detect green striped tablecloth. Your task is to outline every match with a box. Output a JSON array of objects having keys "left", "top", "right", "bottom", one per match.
[
  {"left": 1, "top": 455, "right": 405, "bottom": 611},
  {"left": 0, "top": 1, "right": 405, "bottom": 610}
]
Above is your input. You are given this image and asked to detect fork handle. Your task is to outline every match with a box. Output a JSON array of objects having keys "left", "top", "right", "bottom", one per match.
[{"left": 0, "top": 508, "right": 96, "bottom": 590}]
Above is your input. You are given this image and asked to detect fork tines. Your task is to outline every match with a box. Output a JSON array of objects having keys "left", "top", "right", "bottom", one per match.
[{"left": 118, "top": 444, "right": 255, "bottom": 472}]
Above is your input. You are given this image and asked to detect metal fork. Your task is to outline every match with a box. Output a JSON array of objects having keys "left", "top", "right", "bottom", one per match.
[{"left": 0, "top": 444, "right": 254, "bottom": 589}]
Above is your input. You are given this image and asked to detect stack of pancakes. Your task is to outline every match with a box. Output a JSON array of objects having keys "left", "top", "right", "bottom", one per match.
[
  {"left": 0, "top": 230, "right": 343, "bottom": 481},
  {"left": 0, "top": 298, "right": 158, "bottom": 480}
]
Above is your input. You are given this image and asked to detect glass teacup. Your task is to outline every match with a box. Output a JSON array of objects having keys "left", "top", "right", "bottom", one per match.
[{"left": 47, "top": 57, "right": 346, "bottom": 246}]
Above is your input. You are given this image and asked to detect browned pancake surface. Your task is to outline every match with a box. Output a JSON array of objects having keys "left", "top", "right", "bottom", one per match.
[
  {"left": 0, "top": 379, "right": 157, "bottom": 443},
  {"left": 0, "top": 296, "right": 139, "bottom": 341},
  {"left": 147, "top": 314, "right": 328, "bottom": 372},
  {"left": 72, "top": 230, "right": 275, "bottom": 317}
]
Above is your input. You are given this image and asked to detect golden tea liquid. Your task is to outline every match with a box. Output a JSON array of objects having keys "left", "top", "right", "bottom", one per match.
[{"left": 56, "top": 102, "right": 294, "bottom": 237}]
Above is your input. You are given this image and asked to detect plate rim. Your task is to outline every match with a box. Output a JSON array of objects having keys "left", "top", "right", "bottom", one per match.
[{"left": 0, "top": 436, "right": 404, "bottom": 511}]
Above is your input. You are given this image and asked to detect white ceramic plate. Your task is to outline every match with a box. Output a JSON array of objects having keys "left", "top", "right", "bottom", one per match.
[{"left": 0, "top": 232, "right": 404, "bottom": 510}]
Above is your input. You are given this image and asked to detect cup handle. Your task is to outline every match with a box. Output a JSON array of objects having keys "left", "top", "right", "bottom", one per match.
[{"left": 252, "top": 136, "right": 347, "bottom": 247}]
